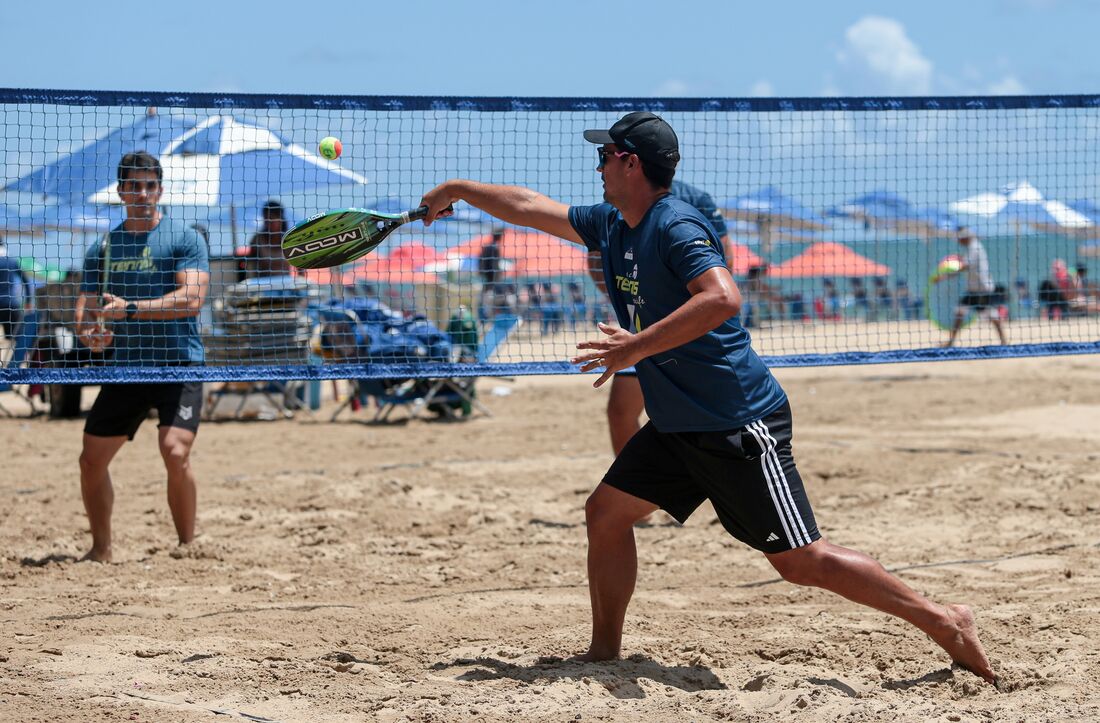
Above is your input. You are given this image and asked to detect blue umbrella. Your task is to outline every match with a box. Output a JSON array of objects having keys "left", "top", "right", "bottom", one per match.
[
  {"left": 828, "top": 190, "right": 956, "bottom": 238},
  {"left": 720, "top": 186, "right": 827, "bottom": 252}
]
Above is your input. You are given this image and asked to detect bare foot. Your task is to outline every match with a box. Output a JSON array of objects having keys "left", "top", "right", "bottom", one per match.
[
  {"left": 930, "top": 604, "right": 996, "bottom": 685},
  {"left": 80, "top": 547, "right": 112, "bottom": 563},
  {"left": 568, "top": 646, "right": 620, "bottom": 663}
]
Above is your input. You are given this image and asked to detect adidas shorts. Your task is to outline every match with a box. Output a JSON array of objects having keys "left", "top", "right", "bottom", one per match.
[{"left": 602, "top": 401, "right": 820, "bottom": 553}]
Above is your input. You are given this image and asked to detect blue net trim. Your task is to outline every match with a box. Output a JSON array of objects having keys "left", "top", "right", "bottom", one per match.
[
  {"left": 4, "top": 342, "right": 1098, "bottom": 385},
  {"left": 4, "top": 88, "right": 1100, "bottom": 112}
]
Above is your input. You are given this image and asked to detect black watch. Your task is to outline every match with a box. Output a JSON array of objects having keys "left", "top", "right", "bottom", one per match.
[{"left": 126, "top": 302, "right": 139, "bottom": 319}]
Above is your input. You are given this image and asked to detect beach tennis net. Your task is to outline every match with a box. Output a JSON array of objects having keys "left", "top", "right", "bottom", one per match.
[{"left": 1, "top": 89, "right": 1099, "bottom": 384}]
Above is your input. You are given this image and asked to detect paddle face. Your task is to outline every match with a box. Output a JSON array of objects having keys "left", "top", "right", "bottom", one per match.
[{"left": 282, "top": 206, "right": 432, "bottom": 269}]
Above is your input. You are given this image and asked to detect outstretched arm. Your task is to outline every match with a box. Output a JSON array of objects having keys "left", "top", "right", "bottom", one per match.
[{"left": 421, "top": 180, "right": 583, "bottom": 246}]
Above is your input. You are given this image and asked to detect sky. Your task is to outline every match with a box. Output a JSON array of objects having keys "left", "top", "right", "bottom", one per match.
[{"left": 2, "top": 0, "right": 1099, "bottom": 98}]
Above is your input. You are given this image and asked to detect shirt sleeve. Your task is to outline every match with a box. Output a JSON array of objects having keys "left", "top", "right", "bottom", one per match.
[
  {"left": 659, "top": 218, "right": 727, "bottom": 284},
  {"left": 568, "top": 203, "right": 614, "bottom": 253},
  {"left": 176, "top": 226, "right": 210, "bottom": 272},
  {"left": 79, "top": 236, "right": 105, "bottom": 294}
]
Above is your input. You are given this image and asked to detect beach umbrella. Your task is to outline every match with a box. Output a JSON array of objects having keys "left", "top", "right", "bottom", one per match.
[
  {"left": 726, "top": 240, "right": 765, "bottom": 276},
  {"left": 448, "top": 228, "right": 588, "bottom": 278},
  {"left": 720, "top": 187, "right": 826, "bottom": 253},
  {"left": 828, "top": 191, "right": 957, "bottom": 238},
  {"left": 5, "top": 112, "right": 367, "bottom": 229},
  {"left": 767, "top": 242, "right": 891, "bottom": 278},
  {"left": 949, "top": 181, "right": 1091, "bottom": 234}
]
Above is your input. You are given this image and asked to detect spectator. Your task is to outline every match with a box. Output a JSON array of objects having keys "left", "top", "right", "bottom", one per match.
[
  {"left": 541, "top": 282, "right": 564, "bottom": 335},
  {"left": 1038, "top": 259, "right": 1073, "bottom": 321},
  {"left": 848, "top": 278, "right": 870, "bottom": 319},
  {"left": 241, "top": 200, "right": 292, "bottom": 279},
  {"left": 478, "top": 227, "right": 504, "bottom": 321},
  {"left": 1014, "top": 278, "right": 1034, "bottom": 319},
  {"left": 567, "top": 280, "right": 587, "bottom": 329},
  {"left": 895, "top": 279, "right": 922, "bottom": 320},
  {"left": 0, "top": 236, "right": 32, "bottom": 347},
  {"left": 742, "top": 264, "right": 785, "bottom": 328},
  {"left": 821, "top": 278, "right": 841, "bottom": 320},
  {"left": 873, "top": 276, "right": 894, "bottom": 320}
]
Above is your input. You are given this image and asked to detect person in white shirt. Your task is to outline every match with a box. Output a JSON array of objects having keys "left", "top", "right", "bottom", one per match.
[{"left": 941, "top": 227, "right": 1007, "bottom": 347}]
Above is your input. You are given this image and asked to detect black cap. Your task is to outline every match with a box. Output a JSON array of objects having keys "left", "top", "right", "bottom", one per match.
[{"left": 583, "top": 111, "right": 680, "bottom": 169}]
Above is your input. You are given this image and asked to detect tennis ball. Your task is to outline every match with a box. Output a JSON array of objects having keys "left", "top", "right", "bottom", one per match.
[{"left": 319, "top": 136, "right": 342, "bottom": 160}]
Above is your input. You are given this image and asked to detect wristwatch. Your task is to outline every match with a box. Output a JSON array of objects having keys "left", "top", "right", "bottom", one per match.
[{"left": 126, "top": 302, "right": 139, "bottom": 319}]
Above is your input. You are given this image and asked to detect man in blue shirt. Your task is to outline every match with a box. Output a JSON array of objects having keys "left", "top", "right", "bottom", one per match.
[
  {"left": 419, "top": 112, "right": 994, "bottom": 684},
  {"left": 75, "top": 151, "right": 209, "bottom": 563},
  {"left": 591, "top": 180, "right": 731, "bottom": 455}
]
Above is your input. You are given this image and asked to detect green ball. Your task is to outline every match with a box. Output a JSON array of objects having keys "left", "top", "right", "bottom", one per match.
[{"left": 319, "top": 136, "right": 342, "bottom": 160}]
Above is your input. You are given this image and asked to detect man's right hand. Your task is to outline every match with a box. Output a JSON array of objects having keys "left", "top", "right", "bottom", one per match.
[{"left": 420, "top": 181, "right": 458, "bottom": 227}]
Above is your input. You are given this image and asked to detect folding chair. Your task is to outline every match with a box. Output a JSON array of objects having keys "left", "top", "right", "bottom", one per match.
[{"left": 407, "top": 312, "right": 522, "bottom": 420}]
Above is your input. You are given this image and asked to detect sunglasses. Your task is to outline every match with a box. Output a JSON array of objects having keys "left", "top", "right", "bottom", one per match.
[{"left": 596, "top": 147, "right": 631, "bottom": 169}]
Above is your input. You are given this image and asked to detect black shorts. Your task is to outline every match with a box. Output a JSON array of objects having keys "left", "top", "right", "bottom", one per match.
[
  {"left": 603, "top": 401, "right": 820, "bottom": 553},
  {"left": 959, "top": 292, "right": 997, "bottom": 310},
  {"left": 85, "top": 382, "right": 203, "bottom": 440}
]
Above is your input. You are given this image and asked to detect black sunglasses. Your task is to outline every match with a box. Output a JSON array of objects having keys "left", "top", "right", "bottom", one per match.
[{"left": 596, "top": 147, "right": 631, "bottom": 169}]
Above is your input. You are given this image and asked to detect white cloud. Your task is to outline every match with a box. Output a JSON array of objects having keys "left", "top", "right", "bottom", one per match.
[
  {"left": 837, "top": 16, "right": 933, "bottom": 95},
  {"left": 986, "top": 75, "right": 1027, "bottom": 95},
  {"left": 749, "top": 80, "right": 775, "bottom": 97},
  {"left": 652, "top": 79, "right": 690, "bottom": 96}
]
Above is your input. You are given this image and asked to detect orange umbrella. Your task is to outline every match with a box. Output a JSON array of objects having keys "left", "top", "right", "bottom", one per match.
[
  {"left": 295, "top": 241, "right": 442, "bottom": 286},
  {"left": 767, "top": 241, "right": 890, "bottom": 278},
  {"left": 450, "top": 228, "right": 588, "bottom": 277},
  {"left": 726, "top": 240, "right": 764, "bottom": 276}
]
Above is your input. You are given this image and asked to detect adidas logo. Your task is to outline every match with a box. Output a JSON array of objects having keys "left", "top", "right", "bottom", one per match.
[{"left": 765, "top": 532, "right": 780, "bottom": 542}]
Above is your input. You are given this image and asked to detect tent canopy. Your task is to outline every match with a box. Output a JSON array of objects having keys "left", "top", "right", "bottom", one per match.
[{"left": 767, "top": 242, "right": 891, "bottom": 278}]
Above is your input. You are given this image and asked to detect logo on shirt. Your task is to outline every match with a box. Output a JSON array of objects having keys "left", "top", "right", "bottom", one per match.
[
  {"left": 624, "top": 247, "right": 634, "bottom": 261},
  {"left": 110, "top": 246, "right": 155, "bottom": 273},
  {"left": 693, "top": 239, "right": 712, "bottom": 247}
]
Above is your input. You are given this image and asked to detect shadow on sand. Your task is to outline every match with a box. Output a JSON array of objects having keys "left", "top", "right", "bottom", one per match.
[{"left": 432, "top": 653, "right": 727, "bottom": 700}]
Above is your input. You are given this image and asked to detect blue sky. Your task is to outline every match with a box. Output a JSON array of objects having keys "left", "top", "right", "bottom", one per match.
[{"left": 2, "top": 0, "right": 1099, "bottom": 98}]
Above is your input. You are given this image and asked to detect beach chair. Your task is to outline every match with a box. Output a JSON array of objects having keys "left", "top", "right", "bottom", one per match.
[
  {"left": 325, "top": 311, "right": 520, "bottom": 422},
  {"left": 203, "top": 275, "right": 319, "bottom": 420}
]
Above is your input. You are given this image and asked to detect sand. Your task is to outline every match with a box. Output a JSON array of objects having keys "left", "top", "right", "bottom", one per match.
[{"left": 1, "top": 355, "right": 1099, "bottom": 722}]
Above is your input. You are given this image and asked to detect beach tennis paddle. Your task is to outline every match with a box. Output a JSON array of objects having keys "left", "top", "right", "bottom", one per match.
[{"left": 281, "top": 204, "right": 452, "bottom": 269}]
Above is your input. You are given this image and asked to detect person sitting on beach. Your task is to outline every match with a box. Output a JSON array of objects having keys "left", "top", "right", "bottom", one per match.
[{"left": 241, "top": 200, "right": 293, "bottom": 279}]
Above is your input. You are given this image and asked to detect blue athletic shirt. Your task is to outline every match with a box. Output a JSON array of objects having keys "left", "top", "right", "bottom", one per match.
[
  {"left": 569, "top": 196, "right": 786, "bottom": 432},
  {"left": 81, "top": 216, "right": 208, "bottom": 366}
]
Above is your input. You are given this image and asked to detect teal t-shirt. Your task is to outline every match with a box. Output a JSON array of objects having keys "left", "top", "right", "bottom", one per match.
[
  {"left": 569, "top": 196, "right": 786, "bottom": 432},
  {"left": 81, "top": 216, "right": 208, "bottom": 365}
]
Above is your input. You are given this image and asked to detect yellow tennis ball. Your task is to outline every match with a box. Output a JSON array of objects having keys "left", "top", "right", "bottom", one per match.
[{"left": 319, "top": 136, "right": 342, "bottom": 160}]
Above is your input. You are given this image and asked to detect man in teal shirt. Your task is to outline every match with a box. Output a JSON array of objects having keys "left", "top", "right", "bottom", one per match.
[{"left": 75, "top": 151, "right": 209, "bottom": 563}]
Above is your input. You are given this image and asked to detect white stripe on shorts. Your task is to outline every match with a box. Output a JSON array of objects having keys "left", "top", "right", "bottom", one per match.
[{"left": 747, "top": 419, "right": 810, "bottom": 548}]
